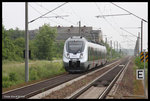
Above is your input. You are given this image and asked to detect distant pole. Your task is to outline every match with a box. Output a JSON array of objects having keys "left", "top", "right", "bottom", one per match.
[
  {"left": 141, "top": 20, "right": 143, "bottom": 52},
  {"left": 25, "top": 2, "right": 29, "bottom": 82},
  {"left": 110, "top": 40, "right": 112, "bottom": 58},
  {"left": 143, "top": 49, "right": 146, "bottom": 97},
  {"left": 120, "top": 44, "right": 121, "bottom": 53},
  {"left": 117, "top": 41, "right": 118, "bottom": 52},
  {"left": 114, "top": 41, "right": 115, "bottom": 51},
  {"left": 105, "top": 37, "right": 107, "bottom": 44},
  {"left": 138, "top": 32, "right": 140, "bottom": 56},
  {"left": 79, "top": 21, "right": 81, "bottom": 36}
]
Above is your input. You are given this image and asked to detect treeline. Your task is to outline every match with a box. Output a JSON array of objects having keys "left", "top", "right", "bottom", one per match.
[
  {"left": 102, "top": 40, "right": 123, "bottom": 59},
  {"left": 2, "top": 24, "right": 64, "bottom": 61}
]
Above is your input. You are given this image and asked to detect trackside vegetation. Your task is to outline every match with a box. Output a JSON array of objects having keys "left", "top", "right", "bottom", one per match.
[
  {"left": 2, "top": 23, "right": 122, "bottom": 89},
  {"left": 2, "top": 24, "right": 66, "bottom": 89},
  {"left": 134, "top": 56, "right": 148, "bottom": 69},
  {"left": 103, "top": 40, "right": 123, "bottom": 61},
  {"left": 2, "top": 60, "right": 65, "bottom": 88}
]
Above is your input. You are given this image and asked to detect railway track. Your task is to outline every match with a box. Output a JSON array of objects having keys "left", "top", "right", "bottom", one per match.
[
  {"left": 2, "top": 57, "right": 122, "bottom": 99},
  {"left": 65, "top": 56, "right": 131, "bottom": 99}
]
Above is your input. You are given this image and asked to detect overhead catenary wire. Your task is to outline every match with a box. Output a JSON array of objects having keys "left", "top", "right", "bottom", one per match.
[
  {"left": 28, "top": 2, "right": 68, "bottom": 23},
  {"left": 111, "top": 2, "right": 148, "bottom": 22},
  {"left": 120, "top": 27, "right": 140, "bottom": 38},
  {"left": 95, "top": 3, "right": 122, "bottom": 38},
  {"left": 29, "top": 4, "right": 63, "bottom": 26},
  {"left": 36, "top": 3, "right": 77, "bottom": 26},
  {"left": 96, "top": 14, "right": 131, "bottom": 18}
]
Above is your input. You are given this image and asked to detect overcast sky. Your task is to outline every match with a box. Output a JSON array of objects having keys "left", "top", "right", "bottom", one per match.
[{"left": 2, "top": 2, "right": 148, "bottom": 51}]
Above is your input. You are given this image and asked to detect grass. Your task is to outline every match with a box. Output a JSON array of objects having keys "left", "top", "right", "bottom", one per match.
[
  {"left": 133, "top": 57, "right": 148, "bottom": 98},
  {"left": 2, "top": 59, "right": 66, "bottom": 91},
  {"left": 133, "top": 65, "right": 144, "bottom": 94}
]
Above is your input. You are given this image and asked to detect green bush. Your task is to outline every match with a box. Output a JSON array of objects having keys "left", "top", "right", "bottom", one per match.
[
  {"left": 3, "top": 75, "right": 9, "bottom": 81},
  {"left": 9, "top": 72, "right": 17, "bottom": 81},
  {"left": 134, "top": 56, "right": 148, "bottom": 69},
  {"left": 30, "top": 70, "right": 39, "bottom": 80},
  {"left": 2, "top": 81, "right": 13, "bottom": 88}
]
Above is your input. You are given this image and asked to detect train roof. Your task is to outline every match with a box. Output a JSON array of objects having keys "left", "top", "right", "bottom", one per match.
[
  {"left": 66, "top": 36, "right": 87, "bottom": 41},
  {"left": 66, "top": 36, "right": 106, "bottom": 47}
]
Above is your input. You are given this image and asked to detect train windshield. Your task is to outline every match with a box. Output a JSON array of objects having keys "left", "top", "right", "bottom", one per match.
[{"left": 67, "top": 41, "right": 84, "bottom": 54}]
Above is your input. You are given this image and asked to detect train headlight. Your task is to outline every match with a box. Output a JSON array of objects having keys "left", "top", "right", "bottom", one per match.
[{"left": 80, "top": 53, "right": 83, "bottom": 58}]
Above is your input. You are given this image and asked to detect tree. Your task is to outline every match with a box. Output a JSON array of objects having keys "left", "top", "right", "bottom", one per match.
[
  {"left": 2, "top": 25, "right": 24, "bottom": 61},
  {"left": 52, "top": 41, "right": 65, "bottom": 58},
  {"left": 35, "top": 24, "right": 57, "bottom": 60},
  {"left": 13, "top": 37, "right": 25, "bottom": 60},
  {"left": 2, "top": 25, "right": 6, "bottom": 60},
  {"left": 29, "top": 39, "right": 37, "bottom": 59},
  {"left": 6, "top": 27, "right": 24, "bottom": 40}
]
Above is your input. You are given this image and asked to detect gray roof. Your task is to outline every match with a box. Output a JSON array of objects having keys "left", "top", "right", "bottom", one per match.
[{"left": 28, "top": 26, "right": 103, "bottom": 43}]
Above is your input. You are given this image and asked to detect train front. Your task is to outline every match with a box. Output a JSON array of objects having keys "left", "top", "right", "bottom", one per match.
[{"left": 63, "top": 37, "right": 88, "bottom": 73}]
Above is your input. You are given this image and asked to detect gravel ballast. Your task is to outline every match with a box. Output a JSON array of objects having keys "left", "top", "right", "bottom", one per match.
[{"left": 43, "top": 59, "right": 122, "bottom": 99}]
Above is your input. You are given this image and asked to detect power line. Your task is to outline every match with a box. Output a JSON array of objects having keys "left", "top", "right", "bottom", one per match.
[
  {"left": 96, "top": 13, "right": 131, "bottom": 18},
  {"left": 29, "top": 4, "right": 63, "bottom": 25},
  {"left": 29, "top": 4, "right": 43, "bottom": 15},
  {"left": 120, "top": 27, "right": 139, "bottom": 38},
  {"left": 121, "top": 27, "right": 141, "bottom": 29},
  {"left": 41, "top": 15, "right": 69, "bottom": 18},
  {"left": 29, "top": 2, "right": 68, "bottom": 23},
  {"left": 111, "top": 2, "right": 148, "bottom": 22},
  {"left": 36, "top": 3, "right": 77, "bottom": 26},
  {"left": 95, "top": 3, "right": 121, "bottom": 36}
]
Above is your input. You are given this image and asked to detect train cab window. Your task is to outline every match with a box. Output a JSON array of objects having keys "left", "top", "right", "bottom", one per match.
[{"left": 66, "top": 41, "right": 85, "bottom": 54}]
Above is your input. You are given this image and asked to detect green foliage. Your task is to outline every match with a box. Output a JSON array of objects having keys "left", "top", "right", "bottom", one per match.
[
  {"left": 2, "top": 25, "right": 6, "bottom": 60},
  {"left": 9, "top": 72, "right": 17, "bottom": 81},
  {"left": 134, "top": 56, "right": 148, "bottom": 69},
  {"left": 52, "top": 41, "right": 64, "bottom": 58},
  {"left": 2, "top": 26, "right": 24, "bottom": 61},
  {"left": 6, "top": 27, "right": 25, "bottom": 40},
  {"left": 29, "top": 39, "right": 37, "bottom": 59},
  {"left": 2, "top": 23, "right": 59, "bottom": 61},
  {"left": 30, "top": 67, "right": 39, "bottom": 80},
  {"left": 2, "top": 81, "right": 13, "bottom": 88},
  {"left": 2, "top": 24, "right": 66, "bottom": 88},
  {"left": 29, "top": 61, "right": 65, "bottom": 81},
  {"left": 103, "top": 41, "right": 121, "bottom": 60},
  {"left": 35, "top": 24, "right": 57, "bottom": 60},
  {"left": 14, "top": 37, "right": 25, "bottom": 48},
  {"left": 3, "top": 75, "right": 9, "bottom": 81},
  {"left": 2, "top": 60, "right": 65, "bottom": 88}
]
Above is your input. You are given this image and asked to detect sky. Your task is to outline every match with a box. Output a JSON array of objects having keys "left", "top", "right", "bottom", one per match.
[{"left": 2, "top": 2, "right": 148, "bottom": 51}]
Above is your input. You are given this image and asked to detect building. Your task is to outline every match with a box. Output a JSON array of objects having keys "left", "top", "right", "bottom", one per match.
[
  {"left": 51, "top": 25, "right": 103, "bottom": 43},
  {"left": 29, "top": 25, "right": 103, "bottom": 43}
]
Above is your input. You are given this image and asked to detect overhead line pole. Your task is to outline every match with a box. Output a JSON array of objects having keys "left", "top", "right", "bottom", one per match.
[
  {"left": 79, "top": 21, "right": 81, "bottom": 36},
  {"left": 114, "top": 41, "right": 115, "bottom": 51},
  {"left": 141, "top": 20, "right": 143, "bottom": 52},
  {"left": 110, "top": 40, "right": 112, "bottom": 58},
  {"left": 25, "top": 2, "right": 29, "bottom": 82},
  {"left": 117, "top": 41, "right": 118, "bottom": 52}
]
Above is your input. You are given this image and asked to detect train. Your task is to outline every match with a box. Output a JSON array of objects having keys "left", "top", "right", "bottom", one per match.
[{"left": 63, "top": 36, "right": 107, "bottom": 73}]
